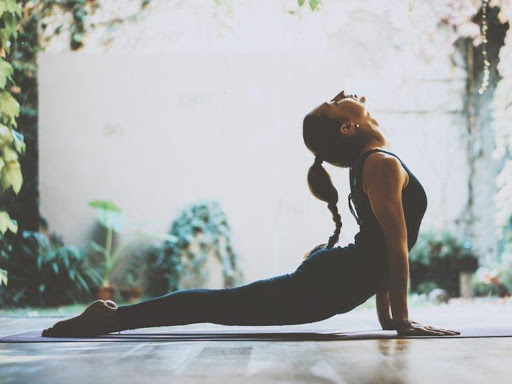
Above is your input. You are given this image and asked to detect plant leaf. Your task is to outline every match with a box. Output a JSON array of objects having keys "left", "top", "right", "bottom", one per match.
[
  {"left": 0, "top": 58, "right": 13, "bottom": 89},
  {"left": 309, "top": 0, "right": 321, "bottom": 11},
  {"left": 0, "top": 210, "right": 17, "bottom": 234},
  {"left": 2, "top": 0, "right": 22, "bottom": 15},
  {"left": 0, "top": 124, "right": 12, "bottom": 147},
  {"left": 88, "top": 199, "right": 122, "bottom": 213},
  {"left": 11, "top": 128, "right": 24, "bottom": 154},
  {"left": 89, "top": 200, "right": 125, "bottom": 232},
  {"left": 89, "top": 240, "right": 106, "bottom": 255},
  {"left": 0, "top": 160, "right": 22, "bottom": 194},
  {"left": 76, "top": 273, "right": 89, "bottom": 292},
  {"left": 0, "top": 268, "right": 7, "bottom": 286},
  {"left": 1, "top": 144, "right": 17, "bottom": 162},
  {"left": 0, "top": 91, "right": 19, "bottom": 125}
]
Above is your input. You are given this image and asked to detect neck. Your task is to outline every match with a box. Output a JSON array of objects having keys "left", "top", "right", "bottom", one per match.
[
  {"left": 359, "top": 121, "right": 392, "bottom": 153},
  {"left": 353, "top": 135, "right": 392, "bottom": 165}
]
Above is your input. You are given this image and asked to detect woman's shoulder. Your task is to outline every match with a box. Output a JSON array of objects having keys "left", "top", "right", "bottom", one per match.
[{"left": 361, "top": 152, "right": 409, "bottom": 194}]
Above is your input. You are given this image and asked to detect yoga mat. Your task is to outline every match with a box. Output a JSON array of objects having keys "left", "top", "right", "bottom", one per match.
[{"left": 2, "top": 327, "right": 512, "bottom": 343}]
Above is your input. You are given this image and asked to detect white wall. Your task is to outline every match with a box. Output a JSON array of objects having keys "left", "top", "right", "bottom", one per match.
[{"left": 38, "top": 0, "right": 471, "bottom": 286}]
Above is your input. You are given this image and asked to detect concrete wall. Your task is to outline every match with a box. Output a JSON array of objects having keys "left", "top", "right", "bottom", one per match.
[{"left": 38, "top": 0, "right": 473, "bottom": 286}]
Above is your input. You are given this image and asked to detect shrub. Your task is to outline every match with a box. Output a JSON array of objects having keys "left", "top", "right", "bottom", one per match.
[
  {"left": 416, "top": 280, "right": 438, "bottom": 295},
  {"left": 144, "top": 199, "right": 244, "bottom": 296},
  {"left": 409, "top": 229, "right": 479, "bottom": 297},
  {"left": 0, "top": 230, "right": 102, "bottom": 307},
  {"left": 471, "top": 258, "right": 512, "bottom": 298}
]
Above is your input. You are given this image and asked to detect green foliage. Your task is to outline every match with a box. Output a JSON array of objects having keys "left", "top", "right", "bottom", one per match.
[
  {"left": 297, "top": 0, "right": 322, "bottom": 11},
  {"left": 144, "top": 243, "right": 182, "bottom": 297},
  {"left": 0, "top": 0, "right": 23, "bottom": 283},
  {"left": 87, "top": 199, "right": 127, "bottom": 286},
  {"left": 0, "top": 58, "right": 13, "bottom": 89},
  {"left": 410, "top": 229, "right": 477, "bottom": 267},
  {"left": 88, "top": 199, "right": 125, "bottom": 233},
  {"left": 471, "top": 255, "right": 512, "bottom": 297},
  {"left": 472, "top": 279, "right": 509, "bottom": 297},
  {"left": 0, "top": 267, "right": 6, "bottom": 285},
  {"left": 0, "top": 230, "right": 103, "bottom": 307},
  {"left": 0, "top": 210, "right": 17, "bottom": 233},
  {"left": 0, "top": 0, "right": 21, "bottom": 54},
  {"left": 416, "top": 280, "right": 438, "bottom": 295},
  {"left": 145, "top": 199, "right": 244, "bottom": 296},
  {"left": 409, "top": 229, "right": 479, "bottom": 296}
]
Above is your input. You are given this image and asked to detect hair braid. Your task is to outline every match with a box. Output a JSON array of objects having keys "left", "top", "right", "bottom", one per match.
[
  {"left": 302, "top": 157, "right": 343, "bottom": 260},
  {"left": 326, "top": 201, "right": 342, "bottom": 248}
]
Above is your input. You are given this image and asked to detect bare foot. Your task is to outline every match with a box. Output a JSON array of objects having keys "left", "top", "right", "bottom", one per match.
[{"left": 42, "top": 300, "right": 119, "bottom": 337}]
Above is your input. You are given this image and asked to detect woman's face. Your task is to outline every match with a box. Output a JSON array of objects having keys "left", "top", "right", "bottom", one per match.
[{"left": 312, "top": 94, "right": 371, "bottom": 132}]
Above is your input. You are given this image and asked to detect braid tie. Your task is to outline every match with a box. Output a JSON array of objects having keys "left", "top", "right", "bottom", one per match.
[{"left": 314, "top": 156, "right": 323, "bottom": 166}]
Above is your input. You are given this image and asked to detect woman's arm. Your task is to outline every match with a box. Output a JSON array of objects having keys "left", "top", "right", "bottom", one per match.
[
  {"left": 363, "top": 153, "right": 459, "bottom": 336},
  {"left": 376, "top": 290, "right": 394, "bottom": 330},
  {"left": 364, "top": 154, "right": 410, "bottom": 325}
]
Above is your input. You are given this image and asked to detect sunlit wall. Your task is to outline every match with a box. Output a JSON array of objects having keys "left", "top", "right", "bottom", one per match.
[{"left": 39, "top": 0, "right": 473, "bottom": 285}]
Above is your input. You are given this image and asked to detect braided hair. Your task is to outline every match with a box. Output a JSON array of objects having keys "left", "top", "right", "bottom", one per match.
[{"left": 301, "top": 156, "right": 342, "bottom": 259}]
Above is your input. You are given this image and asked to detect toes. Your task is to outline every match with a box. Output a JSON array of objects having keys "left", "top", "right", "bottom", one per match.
[{"left": 42, "top": 326, "right": 57, "bottom": 337}]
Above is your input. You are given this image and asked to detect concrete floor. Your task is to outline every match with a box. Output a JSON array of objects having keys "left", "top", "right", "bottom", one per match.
[{"left": 1, "top": 300, "right": 511, "bottom": 384}]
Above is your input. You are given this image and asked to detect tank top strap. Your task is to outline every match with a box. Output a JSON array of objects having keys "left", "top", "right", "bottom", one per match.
[
  {"left": 352, "top": 148, "right": 403, "bottom": 170},
  {"left": 370, "top": 148, "right": 406, "bottom": 165},
  {"left": 348, "top": 148, "right": 406, "bottom": 226}
]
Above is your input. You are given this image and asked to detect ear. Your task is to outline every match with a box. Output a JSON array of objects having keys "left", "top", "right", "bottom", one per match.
[{"left": 340, "top": 122, "right": 357, "bottom": 136}]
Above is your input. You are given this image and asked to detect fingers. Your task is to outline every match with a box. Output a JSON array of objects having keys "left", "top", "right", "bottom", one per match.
[
  {"left": 421, "top": 328, "right": 444, "bottom": 336},
  {"left": 424, "top": 325, "right": 460, "bottom": 336},
  {"left": 398, "top": 325, "right": 460, "bottom": 337},
  {"left": 438, "top": 329, "right": 460, "bottom": 336}
]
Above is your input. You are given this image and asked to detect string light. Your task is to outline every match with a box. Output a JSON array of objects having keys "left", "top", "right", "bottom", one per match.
[{"left": 478, "top": 0, "right": 490, "bottom": 94}]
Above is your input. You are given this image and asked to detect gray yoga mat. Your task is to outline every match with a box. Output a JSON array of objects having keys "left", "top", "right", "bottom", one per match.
[{"left": 2, "top": 327, "right": 512, "bottom": 343}]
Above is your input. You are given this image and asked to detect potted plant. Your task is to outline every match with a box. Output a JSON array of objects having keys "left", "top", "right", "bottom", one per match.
[
  {"left": 119, "top": 270, "right": 143, "bottom": 302},
  {"left": 117, "top": 247, "right": 150, "bottom": 302},
  {"left": 87, "top": 200, "right": 178, "bottom": 301},
  {"left": 88, "top": 199, "right": 128, "bottom": 300}
]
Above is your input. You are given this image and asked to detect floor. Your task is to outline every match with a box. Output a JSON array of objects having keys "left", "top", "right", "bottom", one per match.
[{"left": 1, "top": 300, "right": 511, "bottom": 384}]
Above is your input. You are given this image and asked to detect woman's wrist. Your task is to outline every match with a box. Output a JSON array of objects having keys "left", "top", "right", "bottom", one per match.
[
  {"left": 393, "top": 318, "right": 412, "bottom": 330},
  {"left": 379, "top": 316, "right": 395, "bottom": 330}
]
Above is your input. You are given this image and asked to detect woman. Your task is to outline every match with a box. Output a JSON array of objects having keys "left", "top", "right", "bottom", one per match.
[{"left": 42, "top": 90, "right": 459, "bottom": 338}]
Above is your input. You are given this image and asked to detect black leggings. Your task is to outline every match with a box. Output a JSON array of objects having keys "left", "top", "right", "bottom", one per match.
[
  {"left": 115, "top": 271, "right": 341, "bottom": 331},
  {"left": 114, "top": 244, "right": 369, "bottom": 331}
]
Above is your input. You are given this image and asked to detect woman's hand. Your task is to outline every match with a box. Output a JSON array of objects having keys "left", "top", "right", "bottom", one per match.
[{"left": 395, "top": 320, "right": 460, "bottom": 336}]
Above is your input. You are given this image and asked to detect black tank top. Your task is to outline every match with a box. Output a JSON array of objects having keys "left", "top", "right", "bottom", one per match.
[{"left": 348, "top": 148, "right": 428, "bottom": 289}]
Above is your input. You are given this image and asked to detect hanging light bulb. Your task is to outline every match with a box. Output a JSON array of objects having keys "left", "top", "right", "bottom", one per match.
[{"left": 478, "top": 0, "right": 490, "bottom": 94}]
